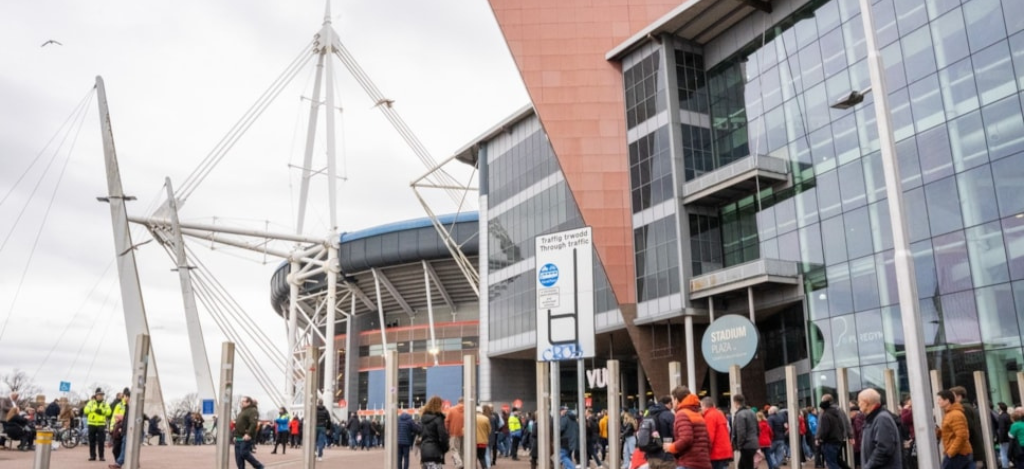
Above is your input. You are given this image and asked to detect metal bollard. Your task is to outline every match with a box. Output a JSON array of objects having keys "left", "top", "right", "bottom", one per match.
[{"left": 34, "top": 429, "right": 53, "bottom": 469}]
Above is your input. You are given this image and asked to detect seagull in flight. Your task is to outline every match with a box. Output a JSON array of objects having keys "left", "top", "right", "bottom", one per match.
[{"left": 41, "top": 40, "right": 63, "bottom": 47}]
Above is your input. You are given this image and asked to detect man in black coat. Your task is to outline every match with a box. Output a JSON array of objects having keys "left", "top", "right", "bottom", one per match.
[
  {"left": 346, "top": 414, "right": 360, "bottom": 450},
  {"left": 731, "top": 394, "right": 760, "bottom": 469},
  {"left": 359, "top": 417, "right": 372, "bottom": 450},
  {"left": 818, "top": 399, "right": 850, "bottom": 469},
  {"left": 643, "top": 395, "right": 678, "bottom": 469},
  {"left": 997, "top": 402, "right": 1012, "bottom": 468},
  {"left": 857, "top": 389, "right": 901, "bottom": 469}
]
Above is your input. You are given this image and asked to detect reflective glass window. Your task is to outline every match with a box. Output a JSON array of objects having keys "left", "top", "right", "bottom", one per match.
[
  {"left": 933, "top": 230, "right": 973, "bottom": 294},
  {"left": 890, "top": 88, "right": 915, "bottom": 143},
  {"left": 810, "top": 318, "right": 835, "bottom": 370},
  {"left": 931, "top": 8, "right": 970, "bottom": 69},
  {"left": 822, "top": 215, "right": 848, "bottom": 266},
  {"left": 910, "top": 74, "right": 945, "bottom": 132},
  {"left": 862, "top": 152, "right": 886, "bottom": 204},
  {"left": 941, "top": 290, "right": 982, "bottom": 348},
  {"left": 1004, "top": 215, "right": 1024, "bottom": 280},
  {"left": 776, "top": 197, "right": 798, "bottom": 235},
  {"left": 762, "top": 66, "right": 782, "bottom": 112},
  {"left": 801, "top": 223, "right": 825, "bottom": 266},
  {"left": 784, "top": 97, "right": 808, "bottom": 144},
  {"left": 843, "top": 17, "right": 867, "bottom": 66},
  {"left": 938, "top": 58, "right": 979, "bottom": 119},
  {"left": 1010, "top": 32, "right": 1024, "bottom": 91},
  {"left": 948, "top": 111, "right": 989, "bottom": 172},
  {"left": 820, "top": 27, "right": 847, "bottom": 79},
  {"left": 857, "top": 309, "right": 888, "bottom": 364},
  {"left": 993, "top": 152, "right": 1024, "bottom": 218},
  {"left": 1006, "top": 0, "right": 1024, "bottom": 35},
  {"left": 926, "top": 0, "right": 960, "bottom": 20},
  {"left": 845, "top": 207, "right": 874, "bottom": 260},
  {"left": 795, "top": 14, "right": 819, "bottom": 50},
  {"left": 902, "top": 26, "right": 937, "bottom": 84},
  {"left": 779, "top": 230, "right": 800, "bottom": 262},
  {"left": 833, "top": 113, "right": 860, "bottom": 165},
  {"left": 982, "top": 95, "right": 1024, "bottom": 161},
  {"left": 882, "top": 42, "right": 908, "bottom": 92},
  {"left": 828, "top": 263, "right": 855, "bottom": 316},
  {"left": 761, "top": 237, "right": 779, "bottom": 260},
  {"left": 876, "top": 250, "right": 898, "bottom": 307},
  {"left": 800, "top": 37, "right": 824, "bottom": 88},
  {"left": 796, "top": 187, "right": 820, "bottom": 228},
  {"left": 839, "top": 160, "right": 867, "bottom": 210},
  {"left": 870, "top": 201, "right": 894, "bottom": 252},
  {"left": 894, "top": 0, "right": 928, "bottom": 34},
  {"left": 817, "top": 170, "right": 843, "bottom": 220},
  {"left": 765, "top": 106, "right": 787, "bottom": 152},
  {"left": 964, "top": 0, "right": 1007, "bottom": 53},
  {"left": 918, "top": 124, "right": 954, "bottom": 184},
  {"left": 811, "top": 125, "right": 837, "bottom": 174},
  {"left": 897, "top": 136, "right": 922, "bottom": 189},
  {"left": 874, "top": 0, "right": 900, "bottom": 47},
  {"left": 973, "top": 41, "right": 1016, "bottom": 106},
  {"left": 905, "top": 186, "right": 931, "bottom": 243},
  {"left": 966, "top": 221, "right": 1010, "bottom": 287},
  {"left": 805, "top": 82, "right": 830, "bottom": 132},
  {"left": 850, "top": 256, "right": 881, "bottom": 312},
  {"left": 957, "top": 165, "right": 999, "bottom": 228},
  {"left": 856, "top": 101, "right": 880, "bottom": 155},
  {"left": 832, "top": 314, "right": 860, "bottom": 368},
  {"left": 925, "top": 177, "right": 964, "bottom": 236},
  {"left": 918, "top": 298, "right": 945, "bottom": 346},
  {"left": 975, "top": 283, "right": 1020, "bottom": 349}
]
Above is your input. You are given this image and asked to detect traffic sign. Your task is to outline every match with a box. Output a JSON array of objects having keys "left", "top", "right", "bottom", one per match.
[
  {"left": 701, "top": 315, "right": 760, "bottom": 373},
  {"left": 338, "top": 399, "right": 348, "bottom": 408},
  {"left": 535, "top": 227, "right": 595, "bottom": 361},
  {"left": 59, "top": 381, "right": 71, "bottom": 393},
  {"left": 201, "top": 399, "right": 215, "bottom": 414}
]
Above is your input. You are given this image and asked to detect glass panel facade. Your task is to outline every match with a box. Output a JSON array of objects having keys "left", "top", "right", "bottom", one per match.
[
  {"left": 635, "top": 216, "right": 681, "bottom": 302},
  {"left": 625, "top": 52, "right": 664, "bottom": 129},
  {"left": 629, "top": 126, "right": 674, "bottom": 212}
]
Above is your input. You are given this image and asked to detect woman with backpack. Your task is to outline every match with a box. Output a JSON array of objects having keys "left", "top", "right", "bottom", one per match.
[{"left": 419, "top": 396, "right": 451, "bottom": 469}]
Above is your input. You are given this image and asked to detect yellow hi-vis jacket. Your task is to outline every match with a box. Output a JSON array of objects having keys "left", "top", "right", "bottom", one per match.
[
  {"left": 83, "top": 399, "right": 112, "bottom": 427},
  {"left": 508, "top": 414, "right": 522, "bottom": 432},
  {"left": 110, "top": 400, "right": 126, "bottom": 430}
]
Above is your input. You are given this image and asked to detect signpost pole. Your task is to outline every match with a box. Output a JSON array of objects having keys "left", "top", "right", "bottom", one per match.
[
  {"left": 974, "top": 371, "right": 997, "bottom": 469},
  {"left": 537, "top": 362, "right": 551, "bottom": 469},
  {"left": 786, "top": 366, "right": 800, "bottom": 466},
  {"left": 577, "top": 359, "right": 586, "bottom": 469},
  {"left": 551, "top": 362, "right": 561, "bottom": 469},
  {"left": 607, "top": 360, "right": 621, "bottom": 469}
]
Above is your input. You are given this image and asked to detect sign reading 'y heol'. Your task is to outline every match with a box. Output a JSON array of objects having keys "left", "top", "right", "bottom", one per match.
[{"left": 535, "top": 226, "right": 595, "bottom": 361}]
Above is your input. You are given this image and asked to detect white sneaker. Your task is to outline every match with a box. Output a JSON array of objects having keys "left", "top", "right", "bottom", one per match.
[{"left": 317, "top": 457, "right": 323, "bottom": 461}]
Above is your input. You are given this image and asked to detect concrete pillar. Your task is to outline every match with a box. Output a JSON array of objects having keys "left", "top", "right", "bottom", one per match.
[
  {"left": 463, "top": 354, "right": 477, "bottom": 469},
  {"left": 637, "top": 364, "right": 646, "bottom": 413},
  {"left": 607, "top": 360, "right": 621, "bottom": 469},
  {"left": 215, "top": 342, "right": 234, "bottom": 469},
  {"left": 685, "top": 315, "right": 696, "bottom": 391},
  {"left": 974, "top": 371, "right": 997, "bottom": 469},
  {"left": 786, "top": 366, "right": 800, "bottom": 467},
  {"left": 537, "top": 362, "right": 550, "bottom": 469},
  {"left": 836, "top": 368, "right": 853, "bottom": 463},
  {"left": 883, "top": 368, "right": 899, "bottom": 414},
  {"left": 668, "top": 362, "right": 682, "bottom": 390}
]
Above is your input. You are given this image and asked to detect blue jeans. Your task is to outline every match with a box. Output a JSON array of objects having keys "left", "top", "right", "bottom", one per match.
[
  {"left": 116, "top": 434, "right": 127, "bottom": 466},
  {"left": 316, "top": 427, "right": 327, "bottom": 457},
  {"left": 235, "top": 439, "right": 264, "bottom": 469},
  {"left": 821, "top": 442, "right": 842, "bottom": 469},
  {"left": 621, "top": 435, "right": 636, "bottom": 469},
  {"left": 942, "top": 454, "right": 972, "bottom": 469},
  {"left": 195, "top": 428, "right": 204, "bottom": 445},
  {"left": 559, "top": 448, "right": 574, "bottom": 469},
  {"left": 398, "top": 444, "right": 411, "bottom": 469},
  {"left": 771, "top": 440, "right": 788, "bottom": 467},
  {"left": 711, "top": 460, "right": 730, "bottom": 469},
  {"left": 349, "top": 430, "right": 358, "bottom": 449}
]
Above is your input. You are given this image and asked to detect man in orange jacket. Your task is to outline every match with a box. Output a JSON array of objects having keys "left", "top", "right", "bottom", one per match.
[
  {"left": 662, "top": 386, "right": 711, "bottom": 469},
  {"left": 936, "top": 389, "right": 972, "bottom": 469},
  {"left": 446, "top": 398, "right": 466, "bottom": 469},
  {"left": 701, "top": 397, "right": 734, "bottom": 469}
]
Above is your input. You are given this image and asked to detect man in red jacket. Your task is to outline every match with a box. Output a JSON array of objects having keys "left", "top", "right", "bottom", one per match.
[
  {"left": 662, "top": 386, "right": 712, "bottom": 469},
  {"left": 701, "top": 397, "right": 733, "bottom": 469}
]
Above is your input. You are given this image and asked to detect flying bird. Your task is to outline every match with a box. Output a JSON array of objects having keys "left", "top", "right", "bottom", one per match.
[{"left": 41, "top": 40, "right": 63, "bottom": 47}]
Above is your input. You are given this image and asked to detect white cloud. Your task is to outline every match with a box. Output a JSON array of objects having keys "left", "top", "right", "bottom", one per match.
[{"left": 0, "top": 0, "right": 527, "bottom": 408}]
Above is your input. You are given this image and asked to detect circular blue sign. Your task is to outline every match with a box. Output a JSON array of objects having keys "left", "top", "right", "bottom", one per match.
[
  {"left": 701, "top": 315, "right": 759, "bottom": 373},
  {"left": 538, "top": 263, "right": 559, "bottom": 287}
]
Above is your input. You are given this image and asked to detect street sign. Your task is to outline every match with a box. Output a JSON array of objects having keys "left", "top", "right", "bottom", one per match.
[
  {"left": 201, "top": 399, "right": 215, "bottom": 414},
  {"left": 701, "top": 314, "right": 760, "bottom": 373},
  {"left": 338, "top": 399, "right": 347, "bottom": 408},
  {"left": 59, "top": 381, "right": 71, "bottom": 393},
  {"left": 535, "top": 227, "right": 595, "bottom": 361}
]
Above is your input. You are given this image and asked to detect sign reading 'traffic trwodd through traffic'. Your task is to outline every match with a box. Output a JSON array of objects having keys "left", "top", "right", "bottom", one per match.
[
  {"left": 535, "top": 226, "right": 595, "bottom": 362},
  {"left": 701, "top": 314, "right": 759, "bottom": 373}
]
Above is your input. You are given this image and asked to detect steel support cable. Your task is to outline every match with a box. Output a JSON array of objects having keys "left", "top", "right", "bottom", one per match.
[
  {"left": 63, "top": 277, "right": 118, "bottom": 379},
  {"left": 82, "top": 298, "right": 121, "bottom": 386},
  {"left": 0, "top": 89, "right": 96, "bottom": 254},
  {"left": 182, "top": 242, "right": 287, "bottom": 369},
  {"left": 31, "top": 260, "right": 117, "bottom": 381},
  {"left": 178, "top": 41, "right": 313, "bottom": 195},
  {"left": 0, "top": 88, "right": 96, "bottom": 208},
  {"left": 181, "top": 256, "right": 286, "bottom": 402},
  {"left": 189, "top": 275, "right": 286, "bottom": 406},
  {"left": 178, "top": 42, "right": 315, "bottom": 201},
  {"left": 331, "top": 46, "right": 464, "bottom": 205},
  {"left": 0, "top": 91, "right": 94, "bottom": 343}
]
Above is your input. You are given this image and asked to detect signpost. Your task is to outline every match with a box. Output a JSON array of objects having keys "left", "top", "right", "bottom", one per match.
[
  {"left": 701, "top": 314, "right": 759, "bottom": 373},
  {"left": 201, "top": 399, "right": 215, "bottom": 415},
  {"left": 59, "top": 382, "right": 71, "bottom": 393},
  {"left": 535, "top": 227, "right": 595, "bottom": 361}
]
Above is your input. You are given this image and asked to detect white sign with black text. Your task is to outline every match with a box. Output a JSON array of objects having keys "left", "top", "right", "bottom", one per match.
[{"left": 535, "top": 226, "right": 595, "bottom": 361}]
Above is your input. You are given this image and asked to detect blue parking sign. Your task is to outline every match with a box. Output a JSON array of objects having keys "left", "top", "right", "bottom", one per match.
[
  {"left": 202, "top": 399, "right": 215, "bottom": 414},
  {"left": 59, "top": 381, "right": 71, "bottom": 393}
]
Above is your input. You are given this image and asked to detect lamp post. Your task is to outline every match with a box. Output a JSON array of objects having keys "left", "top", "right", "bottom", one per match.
[{"left": 831, "top": 0, "right": 939, "bottom": 466}]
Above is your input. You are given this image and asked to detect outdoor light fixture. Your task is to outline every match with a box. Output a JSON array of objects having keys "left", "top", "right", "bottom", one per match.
[{"left": 831, "top": 88, "right": 871, "bottom": 110}]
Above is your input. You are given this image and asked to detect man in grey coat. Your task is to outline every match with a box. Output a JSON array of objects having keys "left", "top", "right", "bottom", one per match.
[
  {"left": 731, "top": 394, "right": 760, "bottom": 469},
  {"left": 857, "top": 389, "right": 901, "bottom": 469}
]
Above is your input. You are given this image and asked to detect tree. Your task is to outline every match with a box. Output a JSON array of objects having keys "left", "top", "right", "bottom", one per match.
[
  {"left": 169, "top": 392, "right": 200, "bottom": 419},
  {"left": 2, "top": 369, "right": 42, "bottom": 407}
]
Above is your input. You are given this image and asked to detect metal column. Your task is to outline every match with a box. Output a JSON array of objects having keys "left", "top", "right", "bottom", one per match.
[
  {"left": 324, "top": 240, "right": 339, "bottom": 408},
  {"left": 836, "top": 367, "right": 853, "bottom": 463},
  {"left": 577, "top": 360, "right": 586, "bottom": 469},
  {"left": 288, "top": 259, "right": 300, "bottom": 405},
  {"left": 551, "top": 361, "right": 561, "bottom": 469},
  {"left": 785, "top": 366, "right": 800, "bottom": 469},
  {"left": 684, "top": 315, "right": 696, "bottom": 391},
  {"left": 931, "top": 369, "right": 945, "bottom": 459},
  {"left": 607, "top": 360, "right": 621, "bottom": 469},
  {"left": 216, "top": 342, "right": 235, "bottom": 469},
  {"left": 123, "top": 334, "right": 150, "bottom": 469},
  {"left": 856, "top": 0, "right": 939, "bottom": 465},
  {"left": 637, "top": 364, "right": 646, "bottom": 413},
  {"left": 303, "top": 346, "right": 319, "bottom": 468},
  {"left": 385, "top": 350, "right": 399, "bottom": 469},
  {"left": 883, "top": 369, "right": 899, "bottom": 414},
  {"left": 537, "top": 362, "right": 551, "bottom": 469},
  {"left": 668, "top": 361, "right": 682, "bottom": 390},
  {"left": 463, "top": 354, "right": 477, "bottom": 469},
  {"left": 974, "top": 371, "right": 997, "bottom": 469}
]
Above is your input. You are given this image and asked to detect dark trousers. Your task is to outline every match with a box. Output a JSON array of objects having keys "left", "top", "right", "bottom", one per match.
[
  {"left": 822, "top": 442, "right": 852, "bottom": 469},
  {"left": 737, "top": 448, "right": 758, "bottom": 469},
  {"left": 88, "top": 425, "right": 106, "bottom": 459},
  {"left": 235, "top": 439, "right": 264, "bottom": 469},
  {"left": 399, "top": 444, "right": 411, "bottom": 469},
  {"left": 942, "top": 454, "right": 973, "bottom": 469},
  {"left": 273, "top": 432, "right": 288, "bottom": 453},
  {"left": 478, "top": 446, "right": 489, "bottom": 469},
  {"left": 511, "top": 434, "right": 522, "bottom": 458}
]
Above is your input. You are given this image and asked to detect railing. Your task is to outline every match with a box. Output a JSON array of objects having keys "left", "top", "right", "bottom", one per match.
[{"left": 682, "top": 154, "right": 789, "bottom": 201}]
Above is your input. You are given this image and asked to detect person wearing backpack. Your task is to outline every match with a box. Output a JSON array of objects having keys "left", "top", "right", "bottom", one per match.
[
  {"left": 662, "top": 386, "right": 711, "bottom": 469},
  {"left": 856, "top": 389, "right": 901, "bottom": 469},
  {"left": 638, "top": 396, "right": 676, "bottom": 469},
  {"left": 701, "top": 397, "right": 733, "bottom": 469},
  {"left": 731, "top": 395, "right": 759, "bottom": 469}
]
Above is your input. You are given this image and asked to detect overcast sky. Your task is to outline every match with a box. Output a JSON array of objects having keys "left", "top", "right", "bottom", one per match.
[{"left": 0, "top": 0, "right": 527, "bottom": 411}]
